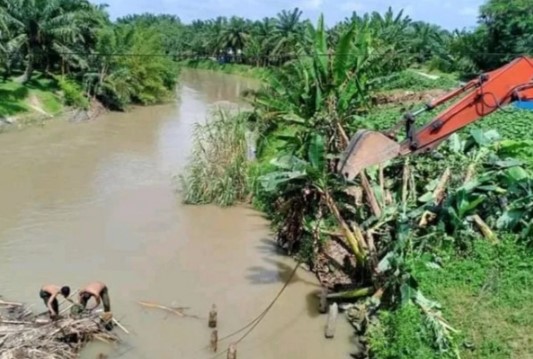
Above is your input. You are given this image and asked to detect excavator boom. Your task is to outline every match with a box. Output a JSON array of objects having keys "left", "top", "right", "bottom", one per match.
[{"left": 338, "top": 56, "right": 533, "bottom": 181}]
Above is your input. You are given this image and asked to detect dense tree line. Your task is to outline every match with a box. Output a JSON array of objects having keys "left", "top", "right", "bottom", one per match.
[
  {"left": 0, "top": 0, "right": 531, "bottom": 112},
  {"left": 171, "top": 1, "right": 532, "bottom": 75},
  {"left": 0, "top": 0, "right": 178, "bottom": 110}
]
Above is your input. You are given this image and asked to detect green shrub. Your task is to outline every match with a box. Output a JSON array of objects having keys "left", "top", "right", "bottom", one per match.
[
  {"left": 368, "top": 304, "right": 443, "bottom": 359},
  {"left": 57, "top": 77, "right": 89, "bottom": 109}
]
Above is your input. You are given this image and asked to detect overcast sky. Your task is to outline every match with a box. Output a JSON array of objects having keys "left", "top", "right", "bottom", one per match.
[{"left": 91, "top": 0, "right": 485, "bottom": 30}]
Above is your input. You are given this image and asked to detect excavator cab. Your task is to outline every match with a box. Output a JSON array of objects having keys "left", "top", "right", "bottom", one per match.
[{"left": 337, "top": 56, "right": 533, "bottom": 182}]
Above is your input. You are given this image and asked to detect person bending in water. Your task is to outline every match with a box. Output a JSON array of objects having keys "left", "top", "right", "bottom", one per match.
[
  {"left": 78, "top": 281, "right": 111, "bottom": 312},
  {"left": 39, "top": 284, "right": 71, "bottom": 319}
]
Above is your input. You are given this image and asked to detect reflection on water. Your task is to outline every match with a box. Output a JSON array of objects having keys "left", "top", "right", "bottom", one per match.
[{"left": 0, "top": 69, "right": 354, "bottom": 358}]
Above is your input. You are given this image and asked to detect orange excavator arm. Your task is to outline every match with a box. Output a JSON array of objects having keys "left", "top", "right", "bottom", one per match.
[{"left": 338, "top": 56, "right": 533, "bottom": 181}]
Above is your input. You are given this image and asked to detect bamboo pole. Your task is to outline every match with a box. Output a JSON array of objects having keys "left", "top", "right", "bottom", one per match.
[
  {"left": 325, "top": 303, "right": 338, "bottom": 339},
  {"left": 360, "top": 171, "right": 382, "bottom": 217},
  {"left": 137, "top": 301, "right": 186, "bottom": 316},
  {"left": 209, "top": 304, "right": 218, "bottom": 328},
  {"left": 318, "top": 288, "right": 328, "bottom": 314},
  {"left": 112, "top": 318, "right": 130, "bottom": 334},
  {"left": 402, "top": 159, "right": 410, "bottom": 211},
  {"left": 210, "top": 330, "right": 218, "bottom": 352},
  {"left": 227, "top": 343, "right": 237, "bottom": 359},
  {"left": 0, "top": 300, "right": 23, "bottom": 306},
  {"left": 472, "top": 215, "right": 498, "bottom": 243}
]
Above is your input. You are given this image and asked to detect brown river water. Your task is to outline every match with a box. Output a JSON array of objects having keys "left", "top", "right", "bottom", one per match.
[{"left": 0, "top": 69, "right": 354, "bottom": 358}]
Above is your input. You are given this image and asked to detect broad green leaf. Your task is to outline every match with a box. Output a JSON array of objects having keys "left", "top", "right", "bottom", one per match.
[
  {"left": 314, "top": 14, "right": 328, "bottom": 80},
  {"left": 377, "top": 252, "right": 394, "bottom": 273},
  {"left": 505, "top": 166, "right": 529, "bottom": 182},
  {"left": 308, "top": 133, "right": 325, "bottom": 170},
  {"left": 333, "top": 22, "right": 356, "bottom": 85},
  {"left": 269, "top": 155, "right": 307, "bottom": 170},
  {"left": 496, "top": 209, "right": 524, "bottom": 230},
  {"left": 418, "top": 191, "right": 434, "bottom": 203},
  {"left": 400, "top": 283, "right": 416, "bottom": 305},
  {"left": 259, "top": 170, "right": 307, "bottom": 192}
]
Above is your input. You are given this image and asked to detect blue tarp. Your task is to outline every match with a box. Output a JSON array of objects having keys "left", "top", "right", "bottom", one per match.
[{"left": 515, "top": 100, "right": 533, "bottom": 110}]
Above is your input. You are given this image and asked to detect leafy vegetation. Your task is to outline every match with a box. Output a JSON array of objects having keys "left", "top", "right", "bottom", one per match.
[
  {"left": 180, "top": 107, "right": 253, "bottom": 206},
  {"left": 0, "top": 1, "right": 179, "bottom": 119},
  {"left": 180, "top": 1, "right": 533, "bottom": 358},
  {"left": 1, "top": 0, "right": 532, "bottom": 357}
]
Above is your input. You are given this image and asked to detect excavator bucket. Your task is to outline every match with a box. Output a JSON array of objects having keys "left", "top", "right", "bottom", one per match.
[{"left": 337, "top": 130, "right": 401, "bottom": 181}]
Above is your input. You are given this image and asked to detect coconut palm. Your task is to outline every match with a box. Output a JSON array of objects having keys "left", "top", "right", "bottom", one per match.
[
  {"left": 270, "top": 8, "right": 306, "bottom": 62},
  {"left": 218, "top": 16, "right": 250, "bottom": 62}
]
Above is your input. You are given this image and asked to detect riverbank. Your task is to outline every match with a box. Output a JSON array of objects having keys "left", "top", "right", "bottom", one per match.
[
  {"left": 0, "top": 73, "right": 101, "bottom": 133},
  {"left": 179, "top": 59, "right": 272, "bottom": 80},
  {"left": 0, "top": 75, "right": 63, "bottom": 131},
  {"left": 180, "top": 58, "right": 533, "bottom": 358},
  {"left": 0, "top": 70, "right": 180, "bottom": 135},
  {"left": 0, "top": 69, "right": 355, "bottom": 359}
]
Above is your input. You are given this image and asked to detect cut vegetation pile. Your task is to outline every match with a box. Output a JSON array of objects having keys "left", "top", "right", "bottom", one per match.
[{"left": 0, "top": 299, "right": 119, "bottom": 359}]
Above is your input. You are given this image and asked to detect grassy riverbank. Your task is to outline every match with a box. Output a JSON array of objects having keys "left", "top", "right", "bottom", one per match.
[
  {"left": 179, "top": 11, "right": 533, "bottom": 358},
  {"left": 0, "top": 75, "right": 63, "bottom": 118},
  {"left": 0, "top": 74, "right": 67, "bottom": 132}
]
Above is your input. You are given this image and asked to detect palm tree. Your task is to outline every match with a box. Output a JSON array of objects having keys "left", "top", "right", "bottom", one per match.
[
  {"left": 0, "top": 0, "right": 99, "bottom": 83},
  {"left": 218, "top": 16, "right": 250, "bottom": 62},
  {"left": 271, "top": 8, "right": 305, "bottom": 63},
  {"left": 251, "top": 17, "right": 277, "bottom": 65},
  {"left": 408, "top": 21, "right": 445, "bottom": 63}
]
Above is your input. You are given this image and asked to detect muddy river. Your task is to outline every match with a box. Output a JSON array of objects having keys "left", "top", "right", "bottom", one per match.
[{"left": 0, "top": 69, "right": 353, "bottom": 358}]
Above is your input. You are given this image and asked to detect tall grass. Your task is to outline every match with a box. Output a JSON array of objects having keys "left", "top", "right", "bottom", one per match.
[{"left": 180, "top": 107, "right": 252, "bottom": 206}]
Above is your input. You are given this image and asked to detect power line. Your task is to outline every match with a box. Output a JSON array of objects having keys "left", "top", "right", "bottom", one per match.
[{"left": 1, "top": 50, "right": 531, "bottom": 59}]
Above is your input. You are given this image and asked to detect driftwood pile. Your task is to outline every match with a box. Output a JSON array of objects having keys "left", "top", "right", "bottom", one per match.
[{"left": 0, "top": 298, "right": 119, "bottom": 359}]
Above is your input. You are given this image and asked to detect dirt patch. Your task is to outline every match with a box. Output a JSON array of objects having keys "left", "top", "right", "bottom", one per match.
[
  {"left": 371, "top": 89, "right": 448, "bottom": 106},
  {"left": 68, "top": 98, "right": 107, "bottom": 122},
  {"left": 315, "top": 239, "right": 357, "bottom": 290},
  {"left": 27, "top": 94, "right": 52, "bottom": 117}
]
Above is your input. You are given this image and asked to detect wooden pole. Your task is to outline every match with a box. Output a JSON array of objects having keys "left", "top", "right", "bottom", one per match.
[
  {"left": 210, "top": 329, "right": 218, "bottom": 352},
  {"left": 209, "top": 304, "right": 217, "bottom": 328},
  {"left": 318, "top": 288, "right": 328, "bottom": 314},
  {"left": 325, "top": 303, "right": 338, "bottom": 339},
  {"left": 227, "top": 343, "right": 237, "bottom": 359}
]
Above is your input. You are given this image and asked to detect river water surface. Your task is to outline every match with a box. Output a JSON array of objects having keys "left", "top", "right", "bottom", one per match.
[{"left": 0, "top": 69, "right": 353, "bottom": 358}]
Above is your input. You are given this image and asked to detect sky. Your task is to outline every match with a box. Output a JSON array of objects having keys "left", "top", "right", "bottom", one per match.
[{"left": 92, "top": 0, "right": 485, "bottom": 30}]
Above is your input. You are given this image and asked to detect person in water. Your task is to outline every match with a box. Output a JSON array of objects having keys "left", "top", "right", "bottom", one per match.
[
  {"left": 78, "top": 281, "right": 111, "bottom": 313},
  {"left": 39, "top": 284, "right": 71, "bottom": 319}
]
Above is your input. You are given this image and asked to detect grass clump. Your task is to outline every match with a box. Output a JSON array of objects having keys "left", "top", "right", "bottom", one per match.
[
  {"left": 57, "top": 76, "right": 90, "bottom": 110},
  {"left": 412, "top": 238, "right": 533, "bottom": 359},
  {"left": 0, "top": 74, "right": 64, "bottom": 118},
  {"left": 180, "top": 107, "right": 253, "bottom": 206},
  {"left": 368, "top": 304, "right": 444, "bottom": 359}
]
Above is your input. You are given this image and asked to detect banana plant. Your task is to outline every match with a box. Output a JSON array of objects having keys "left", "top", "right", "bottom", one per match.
[{"left": 259, "top": 132, "right": 327, "bottom": 193}]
